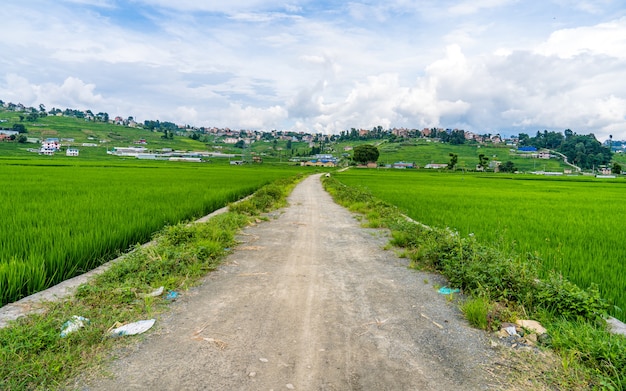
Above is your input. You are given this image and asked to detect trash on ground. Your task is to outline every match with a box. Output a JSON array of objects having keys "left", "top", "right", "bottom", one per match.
[
  {"left": 140, "top": 286, "right": 164, "bottom": 298},
  {"left": 109, "top": 319, "right": 156, "bottom": 337},
  {"left": 165, "top": 291, "right": 179, "bottom": 301},
  {"left": 60, "top": 315, "right": 90, "bottom": 337},
  {"left": 438, "top": 287, "right": 460, "bottom": 295},
  {"left": 515, "top": 319, "right": 547, "bottom": 335}
]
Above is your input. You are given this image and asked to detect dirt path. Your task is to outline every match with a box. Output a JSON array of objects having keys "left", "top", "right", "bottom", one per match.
[{"left": 77, "top": 174, "right": 504, "bottom": 390}]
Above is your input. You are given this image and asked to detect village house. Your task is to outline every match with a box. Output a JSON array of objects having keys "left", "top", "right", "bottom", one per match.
[
  {"left": 42, "top": 138, "right": 60, "bottom": 150},
  {"left": 424, "top": 163, "right": 448, "bottom": 169},
  {"left": 392, "top": 162, "right": 415, "bottom": 169},
  {"left": 391, "top": 128, "right": 409, "bottom": 138},
  {"left": 301, "top": 154, "right": 338, "bottom": 167},
  {"left": 0, "top": 129, "right": 18, "bottom": 137},
  {"left": 223, "top": 137, "right": 239, "bottom": 144},
  {"left": 538, "top": 150, "right": 551, "bottom": 159}
]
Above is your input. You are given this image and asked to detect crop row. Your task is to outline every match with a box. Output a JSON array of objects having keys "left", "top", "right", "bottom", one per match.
[
  {"left": 334, "top": 169, "right": 626, "bottom": 321},
  {"left": 0, "top": 162, "right": 300, "bottom": 306}
]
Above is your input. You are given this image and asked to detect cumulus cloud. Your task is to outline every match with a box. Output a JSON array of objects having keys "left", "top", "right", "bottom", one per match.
[
  {"left": 0, "top": 75, "right": 105, "bottom": 110},
  {"left": 535, "top": 16, "right": 626, "bottom": 59},
  {"left": 222, "top": 104, "right": 288, "bottom": 129},
  {"left": 1, "top": 1, "right": 626, "bottom": 139}
]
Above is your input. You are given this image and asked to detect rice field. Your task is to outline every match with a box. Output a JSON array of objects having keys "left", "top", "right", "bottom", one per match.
[
  {"left": 334, "top": 169, "right": 626, "bottom": 320},
  {"left": 0, "top": 161, "right": 300, "bottom": 306}
]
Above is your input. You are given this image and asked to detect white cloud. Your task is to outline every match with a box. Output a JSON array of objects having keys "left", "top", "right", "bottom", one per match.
[
  {"left": 222, "top": 104, "right": 288, "bottom": 129},
  {"left": 1, "top": 1, "right": 626, "bottom": 139},
  {"left": 0, "top": 75, "right": 105, "bottom": 110},
  {"left": 536, "top": 16, "right": 626, "bottom": 59},
  {"left": 448, "top": 0, "right": 517, "bottom": 15}
]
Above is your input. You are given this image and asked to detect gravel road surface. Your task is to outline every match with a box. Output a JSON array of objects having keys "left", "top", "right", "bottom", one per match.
[{"left": 77, "top": 174, "right": 505, "bottom": 390}]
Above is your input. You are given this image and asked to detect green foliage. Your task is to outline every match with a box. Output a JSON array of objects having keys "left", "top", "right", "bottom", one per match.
[
  {"left": 536, "top": 274, "right": 609, "bottom": 321},
  {"left": 353, "top": 144, "right": 380, "bottom": 164},
  {"left": 447, "top": 153, "right": 458, "bottom": 170},
  {"left": 521, "top": 129, "right": 612, "bottom": 169},
  {"left": 0, "top": 108, "right": 209, "bottom": 155},
  {"left": 333, "top": 169, "right": 626, "bottom": 321},
  {"left": 478, "top": 153, "right": 489, "bottom": 169},
  {"left": 370, "top": 139, "right": 569, "bottom": 172},
  {"left": 0, "top": 173, "right": 299, "bottom": 390},
  {"left": 547, "top": 320, "right": 626, "bottom": 390},
  {"left": 323, "top": 174, "right": 624, "bottom": 388},
  {"left": 0, "top": 162, "right": 300, "bottom": 306},
  {"left": 498, "top": 160, "right": 517, "bottom": 173},
  {"left": 461, "top": 296, "right": 491, "bottom": 330},
  {"left": 229, "top": 180, "right": 299, "bottom": 215},
  {"left": 12, "top": 123, "right": 26, "bottom": 133},
  {"left": 611, "top": 162, "right": 622, "bottom": 174}
]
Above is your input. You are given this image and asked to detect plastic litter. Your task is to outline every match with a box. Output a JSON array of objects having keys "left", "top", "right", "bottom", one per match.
[
  {"left": 438, "top": 287, "right": 460, "bottom": 295},
  {"left": 141, "top": 286, "right": 164, "bottom": 298},
  {"left": 504, "top": 326, "right": 518, "bottom": 336},
  {"left": 165, "top": 291, "right": 179, "bottom": 301},
  {"left": 109, "top": 319, "right": 156, "bottom": 337},
  {"left": 60, "top": 315, "right": 90, "bottom": 337}
]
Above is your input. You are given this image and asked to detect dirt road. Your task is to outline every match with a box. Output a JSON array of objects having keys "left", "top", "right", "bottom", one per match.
[{"left": 78, "top": 174, "right": 504, "bottom": 390}]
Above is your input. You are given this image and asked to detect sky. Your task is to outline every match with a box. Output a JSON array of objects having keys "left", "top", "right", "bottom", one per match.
[{"left": 1, "top": 1, "right": 625, "bottom": 140}]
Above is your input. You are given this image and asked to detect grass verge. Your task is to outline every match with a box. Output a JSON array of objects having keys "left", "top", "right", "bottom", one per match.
[
  {"left": 322, "top": 174, "right": 626, "bottom": 390},
  {"left": 0, "top": 174, "right": 304, "bottom": 391}
]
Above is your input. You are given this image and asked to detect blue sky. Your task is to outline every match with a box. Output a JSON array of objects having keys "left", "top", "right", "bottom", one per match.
[{"left": 1, "top": 0, "right": 625, "bottom": 140}]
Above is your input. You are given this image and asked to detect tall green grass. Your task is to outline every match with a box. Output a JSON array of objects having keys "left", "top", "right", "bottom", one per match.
[
  {"left": 334, "top": 169, "right": 626, "bottom": 320},
  {"left": 0, "top": 162, "right": 300, "bottom": 306}
]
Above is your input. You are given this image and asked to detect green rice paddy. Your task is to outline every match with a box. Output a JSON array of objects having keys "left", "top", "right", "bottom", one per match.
[
  {"left": 0, "top": 161, "right": 301, "bottom": 306},
  {"left": 334, "top": 169, "right": 626, "bottom": 320}
]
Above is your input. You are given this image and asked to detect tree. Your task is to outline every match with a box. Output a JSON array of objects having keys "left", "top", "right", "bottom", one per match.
[
  {"left": 17, "top": 134, "right": 28, "bottom": 143},
  {"left": 447, "top": 153, "right": 458, "bottom": 170},
  {"left": 612, "top": 162, "right": 622, "bottom": 175},
  {"left": 234, "top": 139, "right": 246, "bottom": 149},
  {"left": 499, "top": 161, "right": 517, "bottom": 173},
  {"left": 12, "top": 123, "right": 27, "bottom": 133},
  {"left": 478, "top": 153, "right": 489, "bottom": 170},
  {"left": 449, "top": 130, "right": 465, "bottom": 145},
  {"left": 353, "top": 144, "right": 379, "bottom": 164}
]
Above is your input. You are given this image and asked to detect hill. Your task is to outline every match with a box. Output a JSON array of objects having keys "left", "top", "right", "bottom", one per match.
[
  {"left": 333, "top": 139, "right": 572, "bottom": 172},
  {"left": 0, "top": 107, "right": 604, "bottom": 172},
  {"left": 0, "top": 109, "right": 208, "bottom": 160}
]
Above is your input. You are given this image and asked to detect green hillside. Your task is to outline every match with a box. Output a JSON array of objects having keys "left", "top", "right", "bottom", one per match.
[
  {"left": 0, "top": 107, "right": 590, "bottom": 172},
  {"left": 0, "top": 109, "right": 208, "bottom": 160},
  {"left": 335, "top": 139, "right": 572, "bottom": 172}
]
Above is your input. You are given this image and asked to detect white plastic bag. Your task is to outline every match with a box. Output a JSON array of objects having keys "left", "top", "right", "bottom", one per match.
[{"left": 109, "top": 319, "right": 156, "bottom": 337}]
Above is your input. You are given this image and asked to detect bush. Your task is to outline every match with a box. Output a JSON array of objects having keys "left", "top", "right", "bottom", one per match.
[{"left": 536, "top": 273, "right": 609, "bottom": 321}]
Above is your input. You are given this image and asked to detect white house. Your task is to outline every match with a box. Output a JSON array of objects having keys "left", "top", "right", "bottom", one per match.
[
  {"left": 42, "top": 138, "right": 60, "bottom": 150},
  {"left": 66, "top": 148, "right": 79, "bottom": 157}
]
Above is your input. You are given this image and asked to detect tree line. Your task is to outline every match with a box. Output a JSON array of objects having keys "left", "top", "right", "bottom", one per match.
[{"left": 518, "top": 130, "right": 612, "bottom": 170}]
